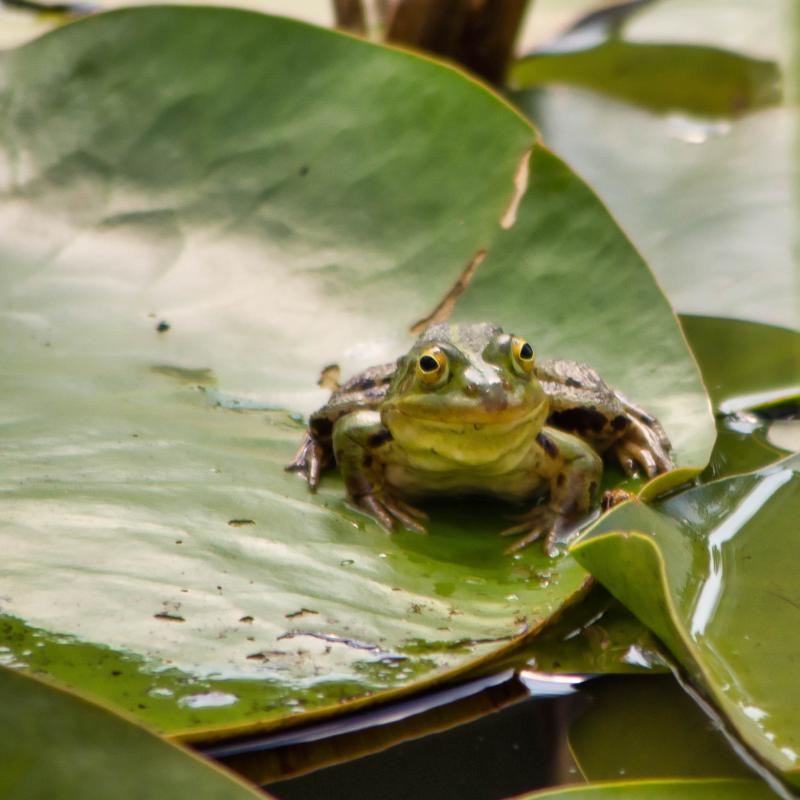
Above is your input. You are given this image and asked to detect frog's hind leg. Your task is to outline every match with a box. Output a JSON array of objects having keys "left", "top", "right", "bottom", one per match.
[
  {"left": 500, "top": 427, "right": 602, "bottom": 557},
  {"left": 612, "top": 394, "right": 674, "bottom": 477},
  {"left": 333, "top": 410, "right": 427, "bottom": 535}
]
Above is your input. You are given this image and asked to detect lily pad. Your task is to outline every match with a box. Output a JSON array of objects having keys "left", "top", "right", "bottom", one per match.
[
  {"left": 513, "top": 0, "right": 799, "bottom": 331},
  {"left": 0, "top": 7, "right": 710, "bottom": 739},
  {"left": 511, "top": 41, "right": 780, "bottom": 117},
  {"left": 680, "top": 315, "right": 800, "bottom": 414},
  {"left": 515, "top": 778, "right": 777, "bottom": 800},
  {"left": 0, "top": 665, "right": 267, "bottom": 799},
  {"left": 571, "top": 454, "right": 800, "bottom": 787}
]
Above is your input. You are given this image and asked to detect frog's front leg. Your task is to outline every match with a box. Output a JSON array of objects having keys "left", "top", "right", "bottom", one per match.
[
  {"left": 332, "top": 410, "right": 427, "bottom": 534},
  {"left": 611, "top": 394, "right": 673, "bottom": 477},
  {"left": 502, "top": 427, "right": 602, "bottom": 558}
]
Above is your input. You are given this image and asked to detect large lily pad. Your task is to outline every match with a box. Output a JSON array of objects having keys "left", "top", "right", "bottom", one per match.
[
  {"left": 0, "top": 7, "right": 710, "bottom": 738},
  {"left": 0, "top": 665, "right": 266, "bottom": 799},
  {"left": 571, "top": 454, "right": 800, "bottom": 787},
  {"left": 513, "top": 0, "right": 799, "bottom": 331}
]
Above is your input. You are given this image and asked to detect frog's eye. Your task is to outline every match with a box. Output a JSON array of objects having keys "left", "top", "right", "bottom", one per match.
[
  {"left": 416, "top": 347, "right": 448, "bottom": 385},
  {"left": 511, "top": 337, "right": 535, "bottom": 375}
]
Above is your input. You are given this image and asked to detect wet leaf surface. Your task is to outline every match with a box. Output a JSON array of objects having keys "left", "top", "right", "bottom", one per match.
[
  {"left": 680, "top": 316, "right": 800, "bottom": 414},
  {"left": 0, "top": 665, "right": 267, "bottom": 799},
  {"left": 0, "top": 7, "right": 710, "bottom": 738},
  {"left": 571, "top": 454, "right": 800, "bottom": 787}
]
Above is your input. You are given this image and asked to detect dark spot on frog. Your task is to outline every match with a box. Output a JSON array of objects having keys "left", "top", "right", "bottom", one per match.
[
  {"left": 612, "top": 414, "right": 629, "bottom": 431},
  {"left": 536, "top": 432, "right": 559, "bottom": 459},
  {"left": 299, "top": 165, "right": 309, "bottom": 176},
  {"left": 156, "top": 320, "right": 170, "bottom": 333},
  {"left": 239, "top": 616, "right": 254, "bottom": 624},
  {"left": 363, "top": 454, "right": 373, "bottom": 468},
  {"left": 228, "top": 519, "right": 255, "bottom": 527},
  {"left": 154, "top": 612, "right": 185, "bottom": 622},
  {"left": 111, "top": 670, "right": 122, "bottom": 677},
  {"left": 368, "top": 429, "right": 393, "bottom": 448},
  {"left": 549, "top": 406, "right": 607, "bottom": 434},
  {"left": 566, "top": 377, "right": 582, "bottom": 388},
  {"left": 556, "top": 474, "right": 566, "bottom": 488}
]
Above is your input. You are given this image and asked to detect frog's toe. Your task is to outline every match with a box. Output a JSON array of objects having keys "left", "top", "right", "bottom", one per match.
[
  {"left": 353, "top": 493, "right": 396, "bottom": 531},
  {"left": 351, "top": 492, "right": 427, "bottom": 534},
  {"left": 383, "top": 495, "right": 428, "bottom": 534},
  {"left": 613, "top": 416, "right": 674, "bottom": 478},
  {"left": 500, "top": 507, "right": 556, "bottom": 555},
  {"left": 286, "top": 434, "right": 328, "bottom": 491}
]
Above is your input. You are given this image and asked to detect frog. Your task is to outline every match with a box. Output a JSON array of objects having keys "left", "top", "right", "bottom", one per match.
[{"left": 287, "top": 322, "right": 673, "bottom": 556}]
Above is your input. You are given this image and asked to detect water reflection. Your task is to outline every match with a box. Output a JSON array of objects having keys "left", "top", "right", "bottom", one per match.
[
  {"left": 690, "top": 469, "right": 793, "bottom": 638},
  {"left": 207, "top": 673, "right": 753, "bottom": 799}
]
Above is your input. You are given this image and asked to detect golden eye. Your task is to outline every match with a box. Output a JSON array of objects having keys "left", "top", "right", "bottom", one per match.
[
  {"left": 416, "top": 347, "right": 447, "bottom": 385},
  {"left": 511, "top": 337, "right": 535, "bottom": 374}
]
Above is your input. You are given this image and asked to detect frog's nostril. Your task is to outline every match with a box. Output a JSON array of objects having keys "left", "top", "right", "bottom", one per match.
[
  {"left": 465, "top": 383, "right": 480, "bottom": 397},
  {"left": 481, "top": 385, "right": 508, "bottom": 411}
]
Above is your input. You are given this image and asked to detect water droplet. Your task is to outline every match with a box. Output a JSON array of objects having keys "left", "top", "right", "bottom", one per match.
[
  {"left": 148, "top": 687, "right": 174, "bottom": 698},
  {"left": 504, "top": 594, "right": 519, "bottom": 602},
  {"left": 666, "top": 114, "right": 731, "bottom": 145},
  {"left": 177, "top": 691, "right": 238, "bottom": 709}
]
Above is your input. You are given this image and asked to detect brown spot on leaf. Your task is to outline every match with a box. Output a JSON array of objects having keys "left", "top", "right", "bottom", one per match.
[{"left": 409, "top": 248, "right": 486, "bottom": 335}]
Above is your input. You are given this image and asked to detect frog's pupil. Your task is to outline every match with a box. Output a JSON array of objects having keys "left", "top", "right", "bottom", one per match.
[
  {"left": 419, "top": 355, "right": 439, "bottom": 373},
  {"left": 520, "top": 343, "right": 533, "bottom": 360}
]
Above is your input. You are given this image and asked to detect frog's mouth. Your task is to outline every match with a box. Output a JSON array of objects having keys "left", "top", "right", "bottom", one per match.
[
  {"left": 386, "top": 396, "right": 548, "bottom": 427},
  {"left": 383, "top": 399, "right": 549, "bottom": 468}
]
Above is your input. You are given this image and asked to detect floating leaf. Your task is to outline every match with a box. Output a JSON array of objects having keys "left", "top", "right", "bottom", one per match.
[
  {"left": 511, "top": 41, "right": 780, "bottom": 117},
  {"left": 0, "top": 7, "right": 710, "bottom": 739},
  {"left": 0, "top": 665, "right": 267, "bottom": 799},
  {"left": 513, "top": 1, "right": 798, "bottom": 330},
  {"left": 680, "top": 316, "right": 800, "bottom": 414},
  {"left": 572, "top": 455, "right": 800, "bottom": 787}
]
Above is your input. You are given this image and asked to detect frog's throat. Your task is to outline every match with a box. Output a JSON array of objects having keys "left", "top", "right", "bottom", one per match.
[{"left": 383, "top": 400, "right": 548, "bottom": 470}]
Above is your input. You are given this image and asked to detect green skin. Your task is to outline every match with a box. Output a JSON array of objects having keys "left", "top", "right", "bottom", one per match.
[{"left": 288, "top": 323, "right": 673, "bottom": 556}]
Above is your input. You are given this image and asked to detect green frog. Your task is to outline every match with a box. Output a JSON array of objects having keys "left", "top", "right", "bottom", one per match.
[{"left": 287, "top": 323, "right": 673, "bottom": 556}]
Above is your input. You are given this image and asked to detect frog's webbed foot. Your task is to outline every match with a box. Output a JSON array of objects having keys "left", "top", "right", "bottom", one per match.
[
  {"left": 349, "top": 490, "right": 428, "bottom": 535},
  {"left": 286, "top": 433, "right": 332, "bottom": 492},
  {"left": 500, "top": 506, "right": 581, "bottom": 558},
  {"left": 612, "top": 396, "right": 674, "bottom": 478}
]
